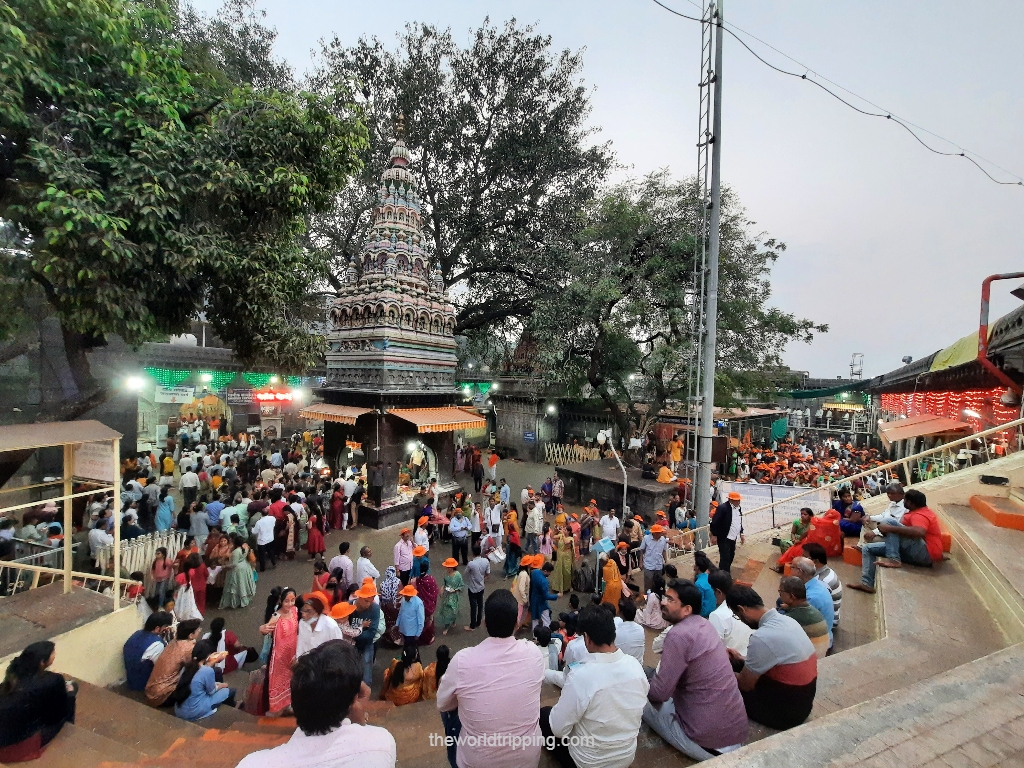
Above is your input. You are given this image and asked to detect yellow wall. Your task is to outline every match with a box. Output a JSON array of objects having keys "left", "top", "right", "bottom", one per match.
[{"left": 0, "top": 604, "right": 142, "bottom": 686}]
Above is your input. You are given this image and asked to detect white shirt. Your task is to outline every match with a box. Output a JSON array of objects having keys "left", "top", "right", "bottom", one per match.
[
  {"left": 870, "top": 499, "right": 906, "bottom": 523},
  {"left": 296, "top": 613, "right": 345, "bottom": 657},
  {"left": 726, "top": 502, "right": 743, "bottom": 541},
  {"left": 708, "top": 599, "right": 752, "bottom": 655},
  {"left": 343, "top": 479, "right": 357, "bottom": 499},
  {"left": 613, "top": 619, "right": 646, "bottom": 665},
  {"left": 548, "top": 649, "right": 650, "bottom": 768},
  {"left": 235, "top": 721, "right": 396, "bottom": 768},
  {"left": 179, "top": 471, "right": 200, "bottom": 490},
  {"left": 328, "top": 555, "right": 354, "bottom": 586},
  {"left": 253, "top": 515, "right": 277, "bottom": 546},
  {"left": 599, "top": 515, "right": 620, "bottom": 541},
  {"left": 414, "top": 528, "right": 430, "bottom": 552},
  {"left": 563, "top": 636, "right": 589, "bottom": 667},
  {"left": 88, "top": 527, "right": 113, "bottom": 557},
  {"left": 486, "top": 504, "right": 503, "bottom": 532},
  {"left": 140, "top": 639, "right": 165, "bottom": 663},
  {"left": 354, "top": 557, "right": 380, "bottom": 586}
]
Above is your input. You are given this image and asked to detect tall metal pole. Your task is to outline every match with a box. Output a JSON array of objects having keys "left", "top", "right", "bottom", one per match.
[{"left": 695, "top": 2, "right": 724, "bottom": 532}]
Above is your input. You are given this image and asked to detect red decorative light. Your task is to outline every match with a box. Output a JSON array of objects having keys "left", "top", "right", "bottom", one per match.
[
  {"left": 880, "top": 388, "right": 1017, "bottom": 433},
  {"left": 255, "top": 391, "right": 294, "bottom": 402}
]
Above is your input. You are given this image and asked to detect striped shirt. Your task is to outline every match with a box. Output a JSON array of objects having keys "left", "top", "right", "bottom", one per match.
[
  {"left": 816, "top": 565, "right": 843, "bottom": 624},
  {"left": 785, "top": 604, "right": 830, "bottom": 659}
]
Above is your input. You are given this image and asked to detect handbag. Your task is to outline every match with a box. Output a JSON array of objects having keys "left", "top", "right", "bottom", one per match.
[{"left": 487, "top": 545, "right": 506, "bottom": 564}]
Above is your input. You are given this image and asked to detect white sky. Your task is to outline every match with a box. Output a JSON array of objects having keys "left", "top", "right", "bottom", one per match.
[{"left": 192, "top": 0, "right": 1024, "bottom": 379}]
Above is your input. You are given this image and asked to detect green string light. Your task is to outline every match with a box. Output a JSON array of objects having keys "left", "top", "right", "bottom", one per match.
[{"left": 144, "top": 367, "right": 191, "bottom": 387}]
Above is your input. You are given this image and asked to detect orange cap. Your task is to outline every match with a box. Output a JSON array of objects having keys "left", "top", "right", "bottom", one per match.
[
  {"left": 400, "top": 527, "right": 411, "bottom": 535},
  {"left": 650, "top": 524, "right": 665, "bottom": 533},
  {"left": 302, "top": 592, "right": 329, "bottom": 610},
  {"left": 442, "top": 558, "right": 459, "bottom": 568},
  {"left": 728, "top": 492, "right": 742, "bottom": 501},
  {"left": 589, "top": 499, "right": 597, "bottom": 504},
  {"left": 354, "top": 582, "right": 377, "bottom": 599},
  {"left": 633, "top": 515, "right": 643, "bottom": 521},
  {"left": 329, "top": 602, "right": 356, "bottom": 620},
  {"left": 399, "top": 584, "right": 418, "bottom": 597},
  {"left": 616, "top": 542, "right": 629, "bottom": 550},
  {"left": 412, "top": 546, "right": 427, "bottom": 557},
  {"left": 418, "top": 516, "right": 429, "bottom": 526}
]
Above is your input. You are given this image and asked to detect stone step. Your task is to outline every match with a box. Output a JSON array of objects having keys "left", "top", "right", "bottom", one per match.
[
  {"left": 938, "top": 502, "right": 1024, "bottom": 644},
  {"left": 73, "top": 679, "right": 208, "bottom": 757},
  {"left": 969, "top": 494, "right": 1024, "bottom": 530},
  {"left": 34, "top": 724, "right": 147, "bottom": 768},
  {"left": 706, "top": 643, "right": 1024, "bottom": 768}
]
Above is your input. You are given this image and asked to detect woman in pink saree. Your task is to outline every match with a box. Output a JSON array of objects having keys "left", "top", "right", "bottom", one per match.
[{"left": 259, "top": 587, "right": 298, "bottom": 715}]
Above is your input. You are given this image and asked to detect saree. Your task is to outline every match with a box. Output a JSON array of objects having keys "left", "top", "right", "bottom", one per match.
[
  {"left": 436, "top": 571, "right": 464, "bottom": 630},
  {"left": 220, "top": 547, "right": 256, "bottom": 609},
  {"left": 267, "top": 607, "right": 298, "bottom": 713},
  {"left": 549, "top": 533, "right": 575, "bottom": 592},
  {"left": 417, "top": 574, "right": 439, "bottom": 646},
  {"left": 380, "top": 660, "right": 424, "bottom": 706},
  {"left": 601, "top": 558, "right": 622, "bottom": 614}
]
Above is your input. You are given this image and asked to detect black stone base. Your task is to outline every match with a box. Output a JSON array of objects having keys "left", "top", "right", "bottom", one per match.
[
  {"left": 556, "top": 459, "right": 677, "bottom": 518},
  {"left": 358, "top": 499, "right": 417, "bottom": 530}
]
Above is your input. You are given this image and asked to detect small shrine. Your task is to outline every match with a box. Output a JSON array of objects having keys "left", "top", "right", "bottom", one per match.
[{"left": 306, "top": 133, "right": 485, "bottom": 527}]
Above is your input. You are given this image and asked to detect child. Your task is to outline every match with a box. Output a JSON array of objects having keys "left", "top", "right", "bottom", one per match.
[
  {"left": 127, "top": 571, "right": 146, "bottom": 602},
  {"left": 538, "top": 522, "right": 553, "bottom": 560},
  {"left": 554, "top": 616, "right": 578, "bottom": 664},
  {"left": 152, "top": 547, "right": 172, "bottom": 607},
  {"left": 533, "top": 626, "right": 561, "bottom": 672}
]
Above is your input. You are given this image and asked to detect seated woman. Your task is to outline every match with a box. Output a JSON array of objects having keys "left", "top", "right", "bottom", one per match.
[
  {"left": 173, "top": 641, "right": 235, "bottom": 721},
  {"left": 771, "top": 508, "right": 813, "bottom": 573},
  {"left": 656, "top": 462, "right": 676, "bottom": 483},
  {"left": 0, "top": 641, "right": 77, "bottom": 763},
  {"left": 379, "top": 645, "right": 424, "bottom": 706}
]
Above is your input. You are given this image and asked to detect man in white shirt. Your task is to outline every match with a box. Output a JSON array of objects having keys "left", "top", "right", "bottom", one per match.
[
  {"left": 296, "top": 593, "right": 344, "bottom": 657},
  {"left": 542, "top": 605, "right": 649, "bottom": 768},
  {"left": 236, "top": 642, "right": 396, "bottom": 768},
  {"left": 178, "top": 467, "right": 200, "bottom": 509},
  {"left": 868, "top": 482, "right": 906, "bottom": 525},
  {"left": 599, "top": 510, "right": 620, "bottom": 541},
  {"left": 88, "top": 518, "right": 113, "bottom": 561},
  {"left": 328, "top": 542, "right": 354, "bottom": 586},
  {"left": 614, "top": 600, "right": 647, "bottom": 665},
  {"left": 253, "top": 513, "right": 278, "bottom": 572},
  {"left": 707, "top": 569, "right": 752, "bottom": 656},
  {"left": 485, "top": 501, "right": 504, "bottom": 546},
  {"left": 354, "top": 546, "right": 380, "bottom": 586}
]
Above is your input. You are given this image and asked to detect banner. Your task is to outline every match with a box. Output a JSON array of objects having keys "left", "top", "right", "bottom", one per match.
[
  {"left": 227, "top": 388, "right": 254, "bottom": 406},
  {"left": 719, "top": 481, "right": 832, "bottom": 536},
  {"left": 155, "top": 385, "right": 195, "bottom": 403},
  {"left": 74, "top": 442, "right": 115, "bottom": 483}
]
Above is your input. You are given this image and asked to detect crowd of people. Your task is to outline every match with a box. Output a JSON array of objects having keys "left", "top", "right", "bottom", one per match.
[{"left": 0, "top": 424, "right": 951, "bottom": 768}]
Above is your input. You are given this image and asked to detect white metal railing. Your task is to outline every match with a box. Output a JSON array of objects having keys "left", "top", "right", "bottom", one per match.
[
  {"left": 0, "top": 561, "right": 141, "bottom": 601},
  {"left": 95, "top": 530, "right": 185, "bottom": 596},
  {"left": 544, "top": 443, "right": 601, "bottom": 465}
]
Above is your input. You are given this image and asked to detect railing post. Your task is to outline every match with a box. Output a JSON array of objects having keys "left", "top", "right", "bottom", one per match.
[
  {"left": 62, "top": 444, "right": 73, "bottom": 594},
  {"left": 112, "top": 438, "right": 121, "bottom": 610},
  {"left": 902, "top": 460, "right": 912, "bottom": 488}
]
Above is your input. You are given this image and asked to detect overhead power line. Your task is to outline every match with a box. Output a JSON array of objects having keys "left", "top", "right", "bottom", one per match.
[{"left": 650, "top": 0, "right": 1024, "bottom": 187}]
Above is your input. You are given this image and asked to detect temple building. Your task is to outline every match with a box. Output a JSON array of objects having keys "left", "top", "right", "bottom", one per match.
[{"left": 303, "top": 136, "right": 485, "bottom": 527}]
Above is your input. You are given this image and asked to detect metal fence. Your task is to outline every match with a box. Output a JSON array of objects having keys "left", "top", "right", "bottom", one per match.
[
  {"left": 96, "top": 530, "right": 186, "bottom": 597},
  {"left": 543, "top": 443, "right": 601, "bottom": 465}
]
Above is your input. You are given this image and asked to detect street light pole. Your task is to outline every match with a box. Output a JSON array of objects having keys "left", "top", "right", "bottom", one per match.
[{"left": 694, "top": 0, "right": 724, "bottom": 533}]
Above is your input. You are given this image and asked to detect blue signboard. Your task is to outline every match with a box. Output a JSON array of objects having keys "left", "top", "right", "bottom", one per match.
[{"left": 523, "top": 431, "right": 536, "bottom": 442}]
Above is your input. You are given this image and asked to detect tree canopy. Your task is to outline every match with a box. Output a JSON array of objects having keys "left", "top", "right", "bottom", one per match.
[
  {"left": 0, "top": 0, "right": 367, "bottom": 414},
  {"left": 533, "top": 171, "right": 827, "bottom": 439},
  {"left": 308, "top": 19, "right": 613, "bottom": 335}
]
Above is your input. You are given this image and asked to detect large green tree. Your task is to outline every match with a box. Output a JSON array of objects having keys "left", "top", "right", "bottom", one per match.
[
  {"left": 535, "top": 171, "right": 826, "bottom": 441},
  {"left": 0, "top": 0, "right": 366, "bottom": 418},
  {"left": 308, "top": 19, "right": 613, "bottom": 334}
]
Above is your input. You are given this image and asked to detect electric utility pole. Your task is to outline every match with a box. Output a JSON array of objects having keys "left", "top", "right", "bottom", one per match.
[{"left": 694, "top": 1, "right": 724, "bottom": 533}]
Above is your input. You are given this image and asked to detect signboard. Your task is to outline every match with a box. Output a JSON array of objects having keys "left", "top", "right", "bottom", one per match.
[
  {"left": 227, "top": 388, "right": 254, "bottom": 406},
  {"left": 523, "top": 431, "right": 536, "bottom": 442},
  {"left": 260, "top": 404, "right": 280, "bottom": 417},
  {"left": 718, "top": 481, "right": 832, "bottom": 537},
  {"left": 73, "top": 442, "right": 115, "bottom": 483},
  {"left": 154, "top": 385, "right": 195, "bottom": 403},
  {"left": 255, "top": 391, "right": 294, "bottom": 402}
]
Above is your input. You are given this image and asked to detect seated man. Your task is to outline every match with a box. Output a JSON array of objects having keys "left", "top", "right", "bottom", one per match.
[
  {"left": 123, "top": 612, "right": 172, "bottom": 691},
  {"left": 834, "top": 489, "right": 865, "bottom": 536},
  {"left": 777, "top": 577, "right": 829, "bottom": 659},
  {"left": 849, "top": 488, "right": 942, "bottom": 594},
  {"left": 644, "top": 579, "right": 748, "bottom": 761},
  {"left": 656, "top": 462, "right": 676, "bottom": 484},
  {"left": 707, "top": 569, "right": 751, "bottom": 656},
  {"left": 236, "top": 641, "right": 396, "bottom": 768},
  {"left": 725, "top": 586, "right": 817, "bottom": 730},
  {"left": 542, "top": 606, "right": 649, "bottom": 768}
]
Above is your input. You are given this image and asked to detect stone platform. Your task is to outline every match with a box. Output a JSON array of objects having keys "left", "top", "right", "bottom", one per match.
[
  {"left": 0, "top": 582, "right": 113, "bottom": 659},
  {"left": 555, "top": 459, "right": 676, "bottom": 517}
]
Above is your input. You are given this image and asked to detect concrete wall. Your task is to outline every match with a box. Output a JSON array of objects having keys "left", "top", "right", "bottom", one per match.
[
  {"left": 0, "top": 605, "right": 142, "bottom": 687},
  {"left": 493, "top": 397, "right": 557, "bottom": 462}
]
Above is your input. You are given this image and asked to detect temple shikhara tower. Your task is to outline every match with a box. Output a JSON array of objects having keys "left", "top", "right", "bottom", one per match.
[{"left": 305, "top": 135, "right": 485, "bottom": 527}]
